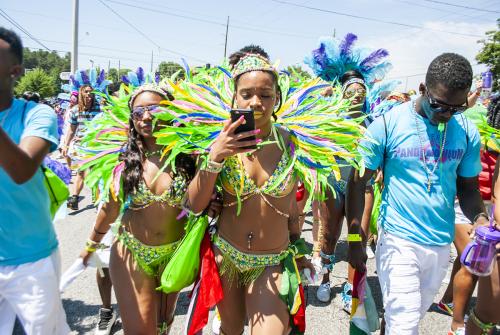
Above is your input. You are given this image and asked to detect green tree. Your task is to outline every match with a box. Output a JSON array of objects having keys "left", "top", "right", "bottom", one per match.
[
  {"left": 15, "top": 68, "right": 56, "bottom": 98},
  {"left": 23, "top": 48, "right": 70, "bottom": 93},
  {"left": 157, "top": 61, "right": 185, "bottom": 80},
  {"left": 108, "top": 68, "right": 132, "bottom": 84},
  {"left": 285, "top": 65, "right": 312, "bottom": 80},
  {"left": 476, "top": 18, "right": 500, "bottom": 91}
]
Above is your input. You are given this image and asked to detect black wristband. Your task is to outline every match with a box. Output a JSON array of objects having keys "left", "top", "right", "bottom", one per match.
[{"left": 93, "top": 227, "right": 107, "bottom": 235}]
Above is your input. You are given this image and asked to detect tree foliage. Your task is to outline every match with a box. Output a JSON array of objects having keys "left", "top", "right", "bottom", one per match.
[
  {"left": 285, "top": 65, "right": 312, "bottom": 80},
  {"left": 15, "top": 68, "right": 56, "bottom": 98},
  {"left": 22, "top": 48, "right": 70, "bottom": 94},
  {"left": 158, "top": 61, "right": 185, "bottom": 80},
  {"left": 107, "top": 68, "right": 132, "bottom": 84},
  {"left": 476, "top": 18, "right": 500, "bottom": 91}
]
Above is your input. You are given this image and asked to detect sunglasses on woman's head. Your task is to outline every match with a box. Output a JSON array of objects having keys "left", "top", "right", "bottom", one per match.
[
  {"left": 426, "top": 90, "right": 468, "bottom": 115},
  {"left": 131, "top": 105, "right": 160, "bottom": 120}
]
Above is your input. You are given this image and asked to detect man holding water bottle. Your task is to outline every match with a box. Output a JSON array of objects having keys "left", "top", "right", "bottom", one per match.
[{"left": 346, "top": 53, "right": 489, "bottom": 335}]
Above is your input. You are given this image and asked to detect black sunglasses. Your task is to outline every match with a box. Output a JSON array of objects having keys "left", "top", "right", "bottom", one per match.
[
  {"left": 426, "top": 90, "right": 468, "bottom": 115},
  {"left": 131, "top": 104, "right": 160, "bottom": 120}
]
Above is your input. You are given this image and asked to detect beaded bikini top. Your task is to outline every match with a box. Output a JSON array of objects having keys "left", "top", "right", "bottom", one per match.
[
  {"left": 219, "top": 130, "right": 296, "bottom": 217},
  {"left": 128, "top": 175, "right": 188, "bottom": 210}
]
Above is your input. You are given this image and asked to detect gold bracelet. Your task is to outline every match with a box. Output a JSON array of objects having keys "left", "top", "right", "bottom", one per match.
[{"left": 347, "top": 233, "right": 362, "bottom": 242}]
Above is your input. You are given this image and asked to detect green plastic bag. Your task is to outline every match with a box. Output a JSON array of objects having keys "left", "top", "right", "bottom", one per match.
[
  {"left": 41, "top": 165, "right": 70, "bottom": 219},
  {"left": 158, "top": 216, "right": 209, "bottom": 293}
]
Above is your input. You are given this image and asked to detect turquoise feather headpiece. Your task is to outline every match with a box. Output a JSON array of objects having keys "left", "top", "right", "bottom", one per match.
[{"left": 305, "top": 33, "right": 392, "bottom": 89}]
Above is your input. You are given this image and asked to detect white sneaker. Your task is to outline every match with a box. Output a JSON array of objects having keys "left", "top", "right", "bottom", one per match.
[
  {"left": 95, "top": 308, "right": 117, "bottom": 335},
  {"left": 316, "top": 282, "right": 331, "bottom": 302},
  {"left": 212, "top": 308, "right": 221, "bottom": 335}
]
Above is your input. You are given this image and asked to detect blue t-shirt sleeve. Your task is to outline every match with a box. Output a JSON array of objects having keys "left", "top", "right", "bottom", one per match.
[
  {"left": 457, "top": 120, "right": 481, "bottom": 178},
  {"left": 22, "top": 103, "right": 59, "bottom": 152},
  {"left": 360, "top": 115, "right": 386, "bottom": 171}
]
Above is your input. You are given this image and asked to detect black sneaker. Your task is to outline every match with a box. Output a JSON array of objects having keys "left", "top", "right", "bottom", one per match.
[
  {"left": 95, "top": 307, "right": 117, "bottom": 335},
  {"left": 67, "top": 195, "right": 79, "bottom": 210}
]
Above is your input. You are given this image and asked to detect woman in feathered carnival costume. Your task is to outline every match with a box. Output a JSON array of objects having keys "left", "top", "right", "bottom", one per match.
[
  {"left": 304, "top": 33, "right": 395, "bottom": 311},
  {"left": 151, "top": 45, "right": 366, "bottom": 335},
  {"left": 61, "top": 68, "right": 110, "bottom": 210},
  {"left": 75, "top": 68, "right": 204, "bottom": 334}
]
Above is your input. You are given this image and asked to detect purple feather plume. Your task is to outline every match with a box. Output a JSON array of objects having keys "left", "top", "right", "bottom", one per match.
[
  {"left": 80, "top": 70, "right": 90, "bottom": 85},
  {"left": 44, "top": 157, "right": 72, "bottom": 185},
  {"left": 97, "top": 69, "right": 106, "bottom": 85},
  {"left": 136, "top": 67, "right": 145, "bottom": 84},
  {"left": 339, "top": 33, "right": 358, "bottom": 60},
  {"left": 360, "top": 49, "right": 389, "bottom": 71},
  {"left": 155, "top": 72, "right": 160, "bottom": 84},
  {"left": 121, "top": 75, "right": 130, "bottom": 84},
  {"left": 312, "top": 43, "right": 328, "bottom": 69}
]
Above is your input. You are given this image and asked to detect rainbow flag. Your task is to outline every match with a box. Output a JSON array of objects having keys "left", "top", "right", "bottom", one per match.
[{"left": 350, "top": 271, "right": 380, "bottom": 334}]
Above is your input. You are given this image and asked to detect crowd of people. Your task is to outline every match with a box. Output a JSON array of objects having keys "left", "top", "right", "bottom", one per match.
[{"left": 1, "top": 25, "right": 499, "bottom": 335}]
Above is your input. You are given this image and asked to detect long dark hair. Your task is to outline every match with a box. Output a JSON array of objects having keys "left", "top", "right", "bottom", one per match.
[
  {"left": 119, "top": 94, "right": 196, "bottom": 200},
  {"left": 487, "top": 92, "right": 500, "bottom": 129},
  {"left": 228, "top": 45, "right": 282, "bottom": 119}
]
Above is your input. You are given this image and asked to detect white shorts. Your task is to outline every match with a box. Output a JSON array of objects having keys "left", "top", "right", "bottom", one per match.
[
  {"left": 376, "top": 229, "right": 450, "bottom": 335},
  {"left": 454, "top": 199, "right": 471, "bottom": 225},
  {"left": 0, "top": 250, "right": 70, "bottom": 335}
]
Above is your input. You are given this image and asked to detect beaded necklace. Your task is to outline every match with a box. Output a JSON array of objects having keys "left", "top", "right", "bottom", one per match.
[{"left": 412, "top": 101, "right": 448, "bottom": 193}]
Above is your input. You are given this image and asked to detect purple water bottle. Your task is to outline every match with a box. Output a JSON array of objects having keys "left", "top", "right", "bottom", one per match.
[
  {"left": 461, "top": 215, "right": 500, "bottom": 276},
  {"left": 482, "top": 70, "right": 493, "bottom": 90}
]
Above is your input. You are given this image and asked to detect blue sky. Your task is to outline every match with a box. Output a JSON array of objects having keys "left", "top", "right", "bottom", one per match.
[{"left": 1, "top": 0, "right": 498, "bottom": 90}]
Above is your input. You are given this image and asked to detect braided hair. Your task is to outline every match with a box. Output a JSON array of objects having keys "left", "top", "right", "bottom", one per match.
[{"left": 487, "top": 92, "right": 500, "bottom": 129}]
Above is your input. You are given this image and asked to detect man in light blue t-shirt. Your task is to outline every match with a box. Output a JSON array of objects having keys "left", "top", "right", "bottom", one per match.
[
  {"left": 346, "top": 53, "right": 488, "bottom": 335},
  {"left": 0, "top": 28, "right": 69, "bottom": 334}
]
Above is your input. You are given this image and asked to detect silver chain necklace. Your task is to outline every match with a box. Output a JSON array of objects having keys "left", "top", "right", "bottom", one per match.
[{"left": 412, "top": 101, "right": 448, "bottom": 193}]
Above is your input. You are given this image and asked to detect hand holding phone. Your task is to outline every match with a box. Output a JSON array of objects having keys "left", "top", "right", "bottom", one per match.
[
  {"left": 208, "top": 110, "right": 260, "bottom": 163},
  {"left": 230, "top": 109, "right": 257, "bottom": 149}
]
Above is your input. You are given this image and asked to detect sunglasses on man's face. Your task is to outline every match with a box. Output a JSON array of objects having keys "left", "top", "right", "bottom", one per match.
[
  {"left": 344, "top": 88, "right": 366, "bottom": 98},
  {"left": 131, "top": 105, "right": 160, "bottom": 120},
  {"left": 426, "top": 90, "right": 468, "bottom": 115}
]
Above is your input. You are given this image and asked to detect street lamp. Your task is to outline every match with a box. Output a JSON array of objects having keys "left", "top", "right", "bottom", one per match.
[{"left": 89, "top": 59, "right": 94, "bottom": 69}]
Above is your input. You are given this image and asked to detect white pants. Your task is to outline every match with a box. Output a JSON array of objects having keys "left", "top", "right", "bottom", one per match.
[
  {"left": 376, "top": 229, "right": 450, "bottom": 335},
  {"left": 0, "top": 250, "right": 70, "bottom": 335}
]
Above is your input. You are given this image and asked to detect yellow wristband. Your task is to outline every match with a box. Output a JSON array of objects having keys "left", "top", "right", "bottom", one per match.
[
  {"left": 85, "top": 246, "right": 96, "bottom": 253},
  {"left": 347, "top": 233, "right": 362, "bottom": 242}
]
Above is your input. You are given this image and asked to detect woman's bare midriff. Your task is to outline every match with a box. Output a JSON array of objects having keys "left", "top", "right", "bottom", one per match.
[
  {"left": 120, "top": 204, "right": 185, "bottom": 246},
  {"left": 217, "top": 192, "right": 292, "bottom": 254}
]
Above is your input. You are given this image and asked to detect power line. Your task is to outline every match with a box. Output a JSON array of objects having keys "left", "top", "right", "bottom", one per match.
[
  {"left": 0, "top": 9, "right": 52, "bottom": 51},
  {"left": 422, "top": 0, "right": 500, "bottom": 14},
  {"left": 95, "top": 0, "right": 209, "bottom": 63},
  {"left": 270, "top": 0, "right": 485, "bottom": 38},
  {"left": 392, "top": 0, "right": 480, "bottom": 18},
  {"left": 103, "top": 0, "right": 317, "bottom": 39}
]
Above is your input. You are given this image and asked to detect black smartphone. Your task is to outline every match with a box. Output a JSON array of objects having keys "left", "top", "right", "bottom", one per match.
[{"left": 230, "top": 108, "right": 256, "bottom": 149}]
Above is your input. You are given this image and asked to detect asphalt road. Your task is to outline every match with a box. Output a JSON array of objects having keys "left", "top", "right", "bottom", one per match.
[{"left": 13, "top": 186, "right": 481, "bottom": 334}]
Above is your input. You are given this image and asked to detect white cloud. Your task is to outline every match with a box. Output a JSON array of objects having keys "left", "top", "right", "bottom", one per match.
[{"left": 365, "top": 20, "right": 496, "bottom": 91}]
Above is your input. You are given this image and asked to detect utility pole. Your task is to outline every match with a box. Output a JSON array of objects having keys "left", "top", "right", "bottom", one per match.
[
  {"left": 150, "top": 50, "right": 154, "bottom": 72},
  {"left": 71, "top": 0, "right": 79, "bottom": 73},
  {"left": 333, "top": 28, "right": 336, "bottom": 38},
  {"left": 118, "top": 60, "right": 121, "bottom": 75},
  {"left": 108, "top": 60, "right": 110, "bottom": 73},
  {"left": 224, "top": 16, "right": 229, "bottom": 59}
]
